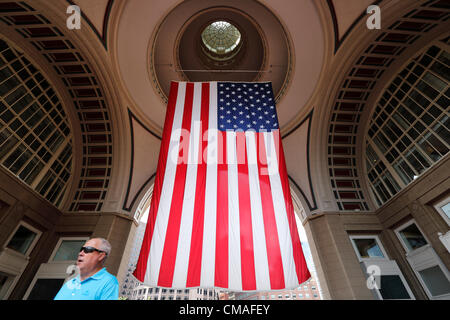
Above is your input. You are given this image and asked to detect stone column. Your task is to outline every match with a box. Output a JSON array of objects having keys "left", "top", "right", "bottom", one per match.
[
  {"left": 304, "top": 213, "right": 374, "bottom": 299},
  {"left": 91, "top": 213, "right": 134, "bottom": 276}
]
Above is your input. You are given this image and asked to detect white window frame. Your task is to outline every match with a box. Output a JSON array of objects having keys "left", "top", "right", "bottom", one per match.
[
  {"left": 395, "top": 219, "right": 450, "bottom": 300},
  {"left": 3, "top": 221, "right": 41, "bottom": 257},
  {"left": 23, "top": 236, "right": 88, "bottom": 300},
  {"left": 350, "top": 234, "right": 415, "bottom": 300},
  {"left": 48, "top": 237, "right": 88, "bottom": 263},
  {"left": 394, "top": 219, "right": 431, "bottom": 253},
  {"left": 0, "top": 221, "right": 42, "bottom": 300},
  {"left": 349, "top": 235, "right": 389, "bottom": 262},
  {"left": 434, "top": 196, "right": 450, "bottom": 227}
]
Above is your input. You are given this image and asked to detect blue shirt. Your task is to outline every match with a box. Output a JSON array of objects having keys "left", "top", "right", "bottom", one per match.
[{"left": 54, "top": 268, "right": 119, "bottom": 300}]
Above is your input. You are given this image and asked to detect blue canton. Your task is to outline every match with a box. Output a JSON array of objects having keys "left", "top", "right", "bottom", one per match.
[{"left": 217, "top": 82, "right": 279, "bottom": 132}]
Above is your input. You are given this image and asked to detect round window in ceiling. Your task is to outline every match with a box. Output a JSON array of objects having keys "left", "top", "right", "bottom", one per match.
[{"left": 201, "top": 21, "right": 242, "bottom": 58}]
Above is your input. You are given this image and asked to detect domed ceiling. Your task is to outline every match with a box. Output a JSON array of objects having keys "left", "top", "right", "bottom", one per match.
[{"left": 115, "top": 0, "right": 325, "bottom": 133}]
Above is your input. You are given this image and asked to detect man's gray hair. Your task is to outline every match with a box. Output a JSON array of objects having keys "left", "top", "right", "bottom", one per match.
[{"left": 93, "top": 237, "right": 112, "bottom": 257}]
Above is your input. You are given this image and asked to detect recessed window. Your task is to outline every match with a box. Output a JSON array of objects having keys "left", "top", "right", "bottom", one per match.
[
  {"left": 398, "top": 223, "right": 428, "bottom": 251},
  {"left": 6, "top": 224, "right": 38, "bottom": 255},
  {"left": 51, "top": 239, "right": 86, "bottom": 261},
  {"left": 379, "top": 275, "right": 411, "bottom": 299},
  {"left": 418, "top": 266, "right": 450, "bottom": 297},
  {"left": 434, "top": 197, "right": 450, "bottom": 226},
  {"left": 353, "top": 238, "right": 385, "bottom": 259}
]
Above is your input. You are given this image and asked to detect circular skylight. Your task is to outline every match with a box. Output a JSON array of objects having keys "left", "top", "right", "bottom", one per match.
[{"left": 201, "top": 21, "right": 241, "bottom": 55}]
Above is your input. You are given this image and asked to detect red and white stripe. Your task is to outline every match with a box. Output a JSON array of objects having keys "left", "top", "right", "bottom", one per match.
[{"left": 133, "top": 81, "right": 310, "bottom": 291}]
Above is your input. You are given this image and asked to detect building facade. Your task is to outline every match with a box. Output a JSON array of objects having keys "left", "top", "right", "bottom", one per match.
[
  {"left": 131, "top": 285, "right": 219, "bottom": 301},
  {"left": 0, "top": 0, "right": 449, "bottom": 300},
  {"left": 233, "top": 275, "right": 322, "bottom": 300}
]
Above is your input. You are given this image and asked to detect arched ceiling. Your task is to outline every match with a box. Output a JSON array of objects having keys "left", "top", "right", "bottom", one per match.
[
  {"left": 2, "top": 0, "right": 447, "bottom": 217},
  {"left": 113, "top": 0, "right": 326, "bottom": 132}
]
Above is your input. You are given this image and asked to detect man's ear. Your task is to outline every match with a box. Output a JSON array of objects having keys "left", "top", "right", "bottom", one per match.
[{"left": 98, "top": 252, "right": 107, "bottom": 263}]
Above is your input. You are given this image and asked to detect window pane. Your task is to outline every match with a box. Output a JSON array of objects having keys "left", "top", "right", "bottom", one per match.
[
  {"left": 0, "top": 135, "right": 18, "bottom": 161},
  {"left": 52, "top": 240, "right": 86, "bottom": 261},
  {"left": 418, "top": 266, "right": 450, "bottom": 297},
  {"left": 398, "top": 223, "right": 427, "bottom": 251},
  {"left": 27, "top": 278, "right": 65, "bottom": 301},
  {"left": 353, "top": 238, "right": 384, "bottom": 258},
  {"left": 379, "top": 275, "right": 411, "bottom": 299},
  {"left": 440, "top": 202, "right": 450, "bottom": 220},
  {"left": 0, "top": 271, "right": 14, "bottom": 300},
  {"left": 7, "top": 225, "right": 37, "bottom": 255}
]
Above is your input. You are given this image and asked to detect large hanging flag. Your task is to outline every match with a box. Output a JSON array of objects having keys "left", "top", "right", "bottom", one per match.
[{"left": 133, "top": 81, "right": 310, "bottom": 291}]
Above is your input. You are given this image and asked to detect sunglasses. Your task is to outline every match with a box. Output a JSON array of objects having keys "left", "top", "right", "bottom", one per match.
[{"left": 79, "top": 246, "right": 106, "bottom": 255}]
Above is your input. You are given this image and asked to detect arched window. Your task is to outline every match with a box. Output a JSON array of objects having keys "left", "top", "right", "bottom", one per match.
[
  {"left": 0, "top": 38, "right": 72, "bottom": 207},
  {"left": 365, "top": 42, "right": 449, "bottom": 206}
]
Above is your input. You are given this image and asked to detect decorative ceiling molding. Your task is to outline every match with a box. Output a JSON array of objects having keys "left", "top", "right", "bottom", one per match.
[
  {"left": 326, "top": 0, "right": 382, "bottom": 54},
  {"left": 122, "top": 109, "right": 160, "bottom": 212},
  {"left": 283, "top": 110, "right": 317, "bottom": 211},
  {"left": 66, "top": 0, "right": 114, "bottom": 49}
]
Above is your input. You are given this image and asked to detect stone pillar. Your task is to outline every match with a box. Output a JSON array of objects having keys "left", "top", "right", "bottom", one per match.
[
  {"left": 304, "top": 213, "right": 374, "bottom": 299},
  {"left": 91, "top": 213, "right": 134, "bottom": 276}
]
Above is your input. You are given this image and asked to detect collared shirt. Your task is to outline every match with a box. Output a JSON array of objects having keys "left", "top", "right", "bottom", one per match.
[{"left": 54, "top": 267, "right": 119, "bottom": 300}]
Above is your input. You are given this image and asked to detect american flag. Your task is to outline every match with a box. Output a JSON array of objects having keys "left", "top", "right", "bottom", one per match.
[{"left": 133, "top": 81, "right": 310, "bottom": 291}]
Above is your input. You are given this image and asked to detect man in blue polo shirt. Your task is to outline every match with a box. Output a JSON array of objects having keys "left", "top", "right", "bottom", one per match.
[{"left": 54, "top": 238, "right": 119, "bottom": 300}]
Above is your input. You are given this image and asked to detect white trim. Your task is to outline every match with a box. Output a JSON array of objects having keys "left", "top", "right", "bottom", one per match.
[
  {"left": 394, "top": 219, "right": 430, "bottom": 254},
  {"left": 394, "top": 219, "right": 450, "bottom": 300},
  {"left": 434, "top": 196, "right": 450, "bottom": 227},
  {"left": 3, "top": 221, "right": 41, "bottom": 257},
  {"left": 349, "top": 235, "right": 389, "bottom": 262},
  {"left": 47, "top": 237, "right": 88, "bottom": 262},
  {"left": 349, "top": 234, "right": 415, "bottom": 300}
]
